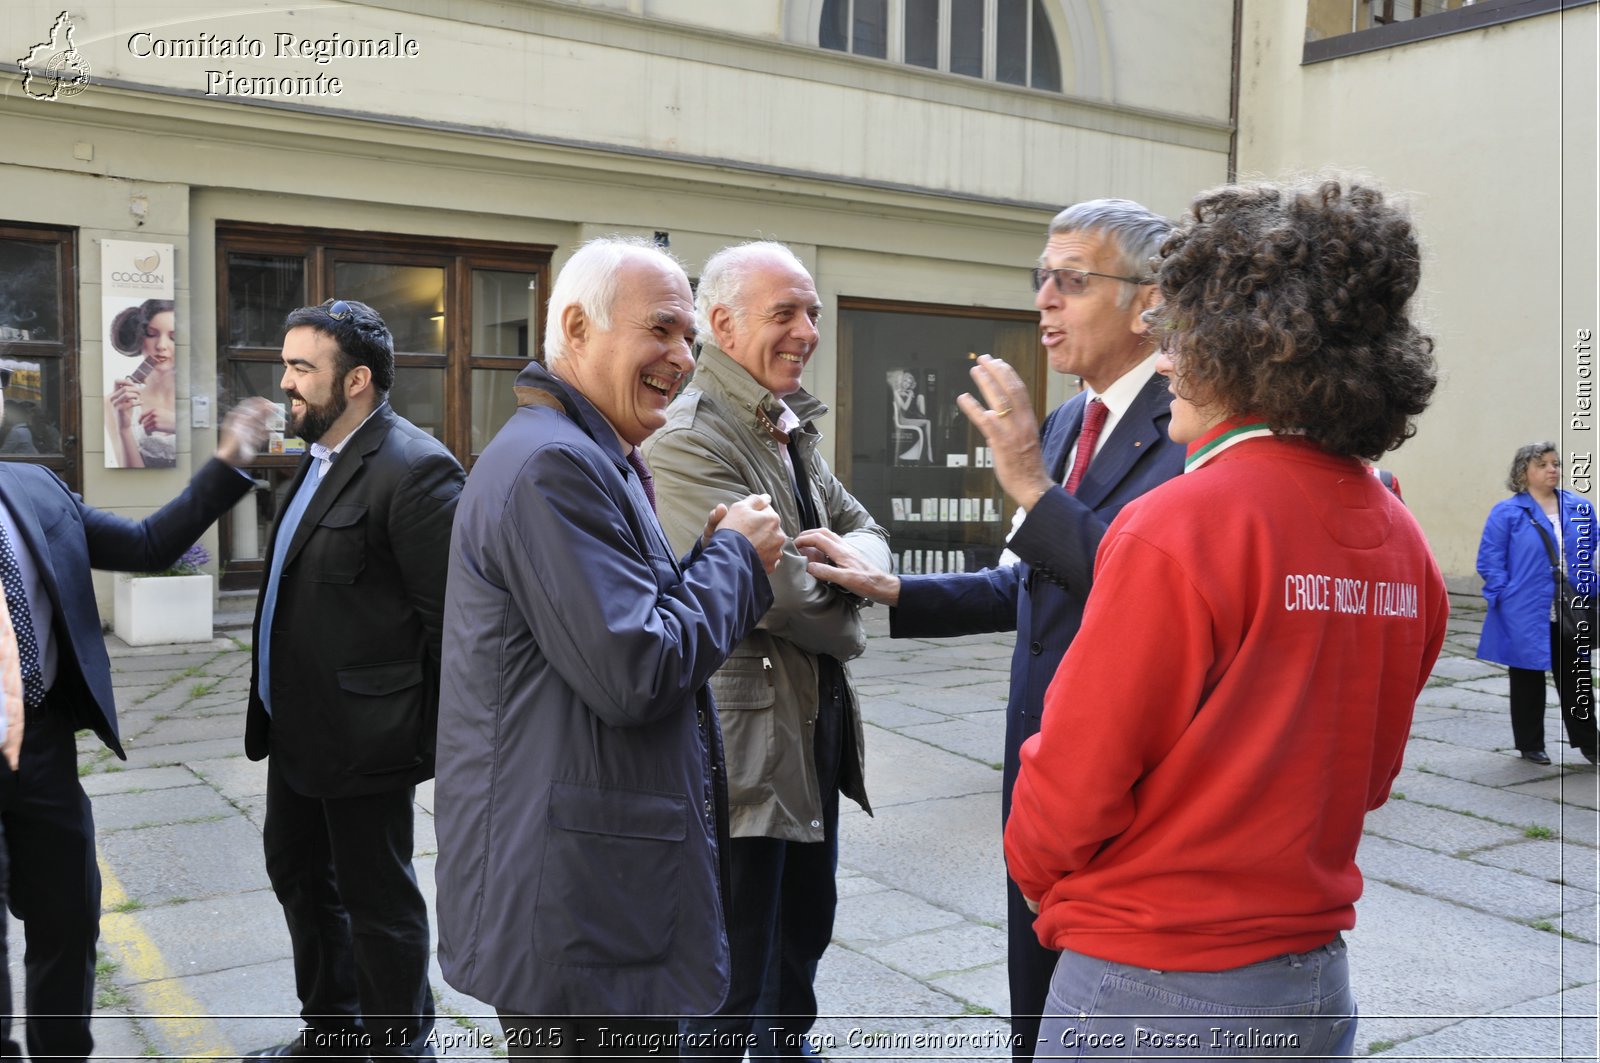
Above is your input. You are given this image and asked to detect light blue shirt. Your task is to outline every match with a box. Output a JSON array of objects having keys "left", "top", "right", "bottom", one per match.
[{"left": 256, "top": 467, "right": 327, "bottom": 716}]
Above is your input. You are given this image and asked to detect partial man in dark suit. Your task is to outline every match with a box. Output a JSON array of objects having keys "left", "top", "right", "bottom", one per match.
[
  {"left": 802, "top": 200, "right": 1184, "bottom": 1063},
  {"left": 434, "top": 236, "right": 783, "bottom": 1058},
  {"left": 244, "top": 300, "right": 464, "bottom": 1060},
  {"left": 0, "top": 370, "right": 273, "bottom": 1063}
]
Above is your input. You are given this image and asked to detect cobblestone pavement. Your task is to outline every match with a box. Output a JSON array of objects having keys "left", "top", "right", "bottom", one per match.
[{"left": 5, "top": 595, "right": 1596, "bottom": 1060}]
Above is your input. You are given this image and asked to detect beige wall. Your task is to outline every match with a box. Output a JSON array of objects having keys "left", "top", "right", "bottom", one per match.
[
  {"left": 2, "top": 0, "right": 1236, "bottom": 613},
  {"left": 4, "top": 0, "right": 1229, "bottom": 209},
  {"left": 1237, "top": 1, "right": 1599, "bottom": 584}
]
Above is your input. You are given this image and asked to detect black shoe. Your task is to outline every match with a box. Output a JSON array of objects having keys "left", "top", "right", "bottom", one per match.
[
  {"left": 1580, "top": 747, "right": 1598, "bottom": 765},
  {"left": 1521, "top": 749, "right": 1552, "bottom": 765}
]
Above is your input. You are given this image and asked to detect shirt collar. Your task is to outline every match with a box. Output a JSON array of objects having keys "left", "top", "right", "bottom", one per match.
[
  {"left": 1183, "top": 414, "right": 1273, "bottom": 473},
  {"left": 1085, "top": 352, "right": 1160, "bottom": 422},
  {"left": 310, "top": 404, "right": 383, "bottom": 478}
]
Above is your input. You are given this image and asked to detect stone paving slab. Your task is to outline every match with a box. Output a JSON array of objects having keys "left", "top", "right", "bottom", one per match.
[
  {"left": 96, "top": 815, "right": 272, "bottom": 903},
  {"left": 814, "top": 945, "right": 1007, "bottom": 1056},
  {"left": 843, "top": 792, "right": 1006, "bottom": 923},
  {"left": 861, "top": 921, "right": 1008, "bottom": 981},
  {"left": 859, "top": 726, "right": 1002, "bottom": 808},
  {"left": 1429, "top": 656, "right": 1508, "bottom": 681},
  {"left": 833, "top": 889, "right": 969, "bottom": 947},
  {"left": 928, "top": 964, "right": 1011, "bottom": 1023},
  {"left": 1407, "top": 739, "right": 1575, "bottom": 786},
  {"left": 894, "top": 718, "right": 1007, "bottom": 765},
  {"left": 95, "top": 783, "right": 237, "bottom": 833},
  {"left": 859, "top": 696, "right": 950, "bottom": 730},
  {"left": 111, "top": 891, "right": 288, "bottom": 980},
  {"left": 118, "top": 735, "right": 249, "bottom": 770},
  {"left": 1507, "top": 773, "right": 1600, "bottom": 810},
  {"left": 1363, "top": 796, "right": 1530, "bottom": 854},
  {"left": 1374, "top": 985, "right": 1598, "bottom": 1060},
  {"left": 1349, "top": 880, "right": 1596, "bottom": 1051},
  {"left": 1471, "top": 839, "right": 1600, "bottom": 892},
  {"left": 187, "top": 753, "right": 270, "bottom": 803},
  {"left": 135, "top": 957, "right": 304, "bottom": 1059},
  {"left": 79, "top": 764, "right": 196, "bottom": 797},
  {"left": 888, "top": 684, "right": 1010, "bottom": 717},
  {"left": 1356, "top": 835, "right": 1566, "bottom": 922},
  {"left": 1408, "top": 710, "right": 1526, "bottom": 750},
  {"left": 1388, "top": 770, "right": 1581, "bottom": 834},
  {"left": 892, "top": 668, "right": 1018, "bottom": 690},
  {"left": 1411, "top": 685, "right": 1511, "bottom": 712}
]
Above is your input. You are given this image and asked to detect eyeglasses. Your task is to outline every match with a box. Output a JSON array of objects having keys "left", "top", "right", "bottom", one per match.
[
  {"left": 1031, "top": 267, "right": 1152, "bottom": 296},
  {"left": 325, "top": 299, "right": 353, "bottom": 319}
]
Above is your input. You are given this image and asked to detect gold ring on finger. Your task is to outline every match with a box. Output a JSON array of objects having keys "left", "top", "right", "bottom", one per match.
[{"left": 995, "top": 406, "right": 1013, "bottom": 418}]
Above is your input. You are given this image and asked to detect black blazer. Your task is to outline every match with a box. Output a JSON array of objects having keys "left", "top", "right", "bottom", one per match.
[
  {"left": 245, "top": 403, "right": 464, "bottom": 799},
  {"left": 0, "top": 459, "right": 252, "bottom": 755},
  {"left": 892, "top": 373, "right": 1186, "bottom": 816}
]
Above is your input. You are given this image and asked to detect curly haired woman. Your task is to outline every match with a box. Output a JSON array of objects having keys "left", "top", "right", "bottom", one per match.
[{"left": 1005, "top": 178, "right": 1449, "bottom": 1059}]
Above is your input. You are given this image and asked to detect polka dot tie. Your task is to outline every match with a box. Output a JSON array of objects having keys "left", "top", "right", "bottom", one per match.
[
  {"left": 0, "top": 524, "right": 45, "bottom": 710},
  {"left": 627, "top": 449, "right": 657, "bottom": 512}
]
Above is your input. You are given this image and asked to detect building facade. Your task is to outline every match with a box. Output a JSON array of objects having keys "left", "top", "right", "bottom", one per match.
[
  {"left": 2, "top": 0, "right": 1234, "bottom": 606},
  {"left": 1239, "top": 0, "right": 1599, "bottom": 584}
]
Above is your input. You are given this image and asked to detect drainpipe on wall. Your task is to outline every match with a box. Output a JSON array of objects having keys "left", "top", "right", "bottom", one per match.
[{"left": 1228, "top": 0, "right": 1243, "bottom": 182}]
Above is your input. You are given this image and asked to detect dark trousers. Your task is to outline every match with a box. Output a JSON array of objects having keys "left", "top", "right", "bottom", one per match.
[
  {"left": 1509, "top": 623, "right": 1598, "bottom": 754},
  {"left": 263, "top": 760, "right": 435, "bottom": 1058},
  {"left": 1005, "top": 874, "right": 1061, "bottom": 1063},
  {"left": 0, "top": 702, "right": 99, "bottom": 1063},
  {"left": 681, "top": 659, "right": 846, "bottom": 1063},
  {"left": 496, "top": 1013, "right": 677, "bottom": 1060}
]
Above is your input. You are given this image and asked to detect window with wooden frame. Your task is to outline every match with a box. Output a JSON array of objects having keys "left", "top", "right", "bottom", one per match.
[
  {"left": 0, "top": 223, "right": 80, "bottom": 492},
  {"left": 835, "top": 297, "right": 1045, "bottom": 574},
  {"left": 215, "top": 222, "right": 550, "bottom": 587}
]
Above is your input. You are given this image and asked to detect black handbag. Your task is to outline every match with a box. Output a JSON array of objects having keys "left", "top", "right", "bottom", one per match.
[{"left": 1528, "top": 513, "right": 1595, "bottom": 646}]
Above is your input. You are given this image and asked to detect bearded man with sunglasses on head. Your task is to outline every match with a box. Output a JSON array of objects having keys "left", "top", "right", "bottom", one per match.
[
  {"left": 244, "top": 298, "right": 465, "bottom": 1061},
  {"left": 804, "top": 200, "right": 1185, "bottom": 1062}
]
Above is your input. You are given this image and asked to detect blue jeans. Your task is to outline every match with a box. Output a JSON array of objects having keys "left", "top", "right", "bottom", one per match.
[{"left": 1035, "top": 937, "right": 1356, "bottom": 1060}]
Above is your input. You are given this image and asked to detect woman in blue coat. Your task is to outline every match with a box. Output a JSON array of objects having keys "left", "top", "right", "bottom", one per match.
[{"left": 1476, "top": 442, "right": 1599, "bottom": 764}]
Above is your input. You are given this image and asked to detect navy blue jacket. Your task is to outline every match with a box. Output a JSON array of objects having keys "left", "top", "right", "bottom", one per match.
[
  {"left": 891, "top": 374, "right": 1184, "bottom": 817},
  {"left": 1477, "top": 489, "right": 1598, "bottom": 670},
  {"left": 433, "top": 363, "right": 774, "bottom": 1017},
  {"left": 0, "top": 458, "right": 252, "bottom": 755}
]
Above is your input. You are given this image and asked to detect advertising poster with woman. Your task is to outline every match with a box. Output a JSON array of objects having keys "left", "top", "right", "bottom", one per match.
[{"left": 102, "top": 240, "right": 177, "bottom": 468}]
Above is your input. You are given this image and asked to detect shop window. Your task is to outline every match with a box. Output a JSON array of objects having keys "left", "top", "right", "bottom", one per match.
[
  {"left": 1303, "top": 0, "right": 1580, "bottom": 62},
  {"left": 0, "top": 223, "right": 79, "bottom": 492},
  {"left": 821, "top": 0, "right": 1061, "bottom": 91},
  {"left": 216, "top": 223, "right": 549, "bottom": 587},
  {"left": 836, "top": 298, "right": 1044, "bottom": 574}
]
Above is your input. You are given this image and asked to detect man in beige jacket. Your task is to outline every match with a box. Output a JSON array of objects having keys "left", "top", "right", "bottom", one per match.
[{"left": 646, "top": 240, "right": 892, "bottom": 1059}]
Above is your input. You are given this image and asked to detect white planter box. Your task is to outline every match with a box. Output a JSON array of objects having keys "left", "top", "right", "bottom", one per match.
[{"left": 113, "top": 573, "right": 214, "bottom": 646}]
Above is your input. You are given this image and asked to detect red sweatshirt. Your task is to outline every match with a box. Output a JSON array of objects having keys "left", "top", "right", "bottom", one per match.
[{"left": 1004, "top": 425, "right": 1448, "bottom": 972}]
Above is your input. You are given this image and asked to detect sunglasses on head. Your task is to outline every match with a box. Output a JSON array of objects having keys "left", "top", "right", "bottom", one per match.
[{"left": 1031, "top": 266, "right": 1152, "bottom": 296}]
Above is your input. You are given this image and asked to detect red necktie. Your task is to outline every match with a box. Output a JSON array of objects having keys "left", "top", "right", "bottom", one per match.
[{"left": 1063, "top": 398, "right": 1108, "bottom": 495}]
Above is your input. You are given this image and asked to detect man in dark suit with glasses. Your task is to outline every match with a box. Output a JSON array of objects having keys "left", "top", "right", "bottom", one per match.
[{"left": 804, "top": 200, "right": 1187, "bottom": 1062}]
